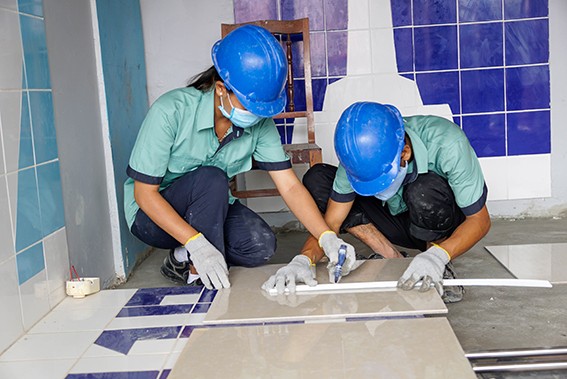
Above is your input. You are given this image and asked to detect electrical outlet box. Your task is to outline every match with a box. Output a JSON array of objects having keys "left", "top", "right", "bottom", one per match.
[{"left": 66, "top": 277, "right": 100, "bottom": 298}]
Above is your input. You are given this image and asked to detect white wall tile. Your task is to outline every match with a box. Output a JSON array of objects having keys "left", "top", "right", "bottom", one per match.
[
  {"left": 43, "top": 227, "right": 69, "bottom": 308},
  {"left": 347, "top": 0, "right": 369, "bottom": 30},
  {"left": 0, "top": 9, "right": 22, "bottom": 90},
  {"left": 19, "top": 269, "right": 50, "bottom": 330},
  {"left": 6, "top": 171, "right": 17, "bottom": 238},
  {"left": 0, "top": 92, "right": 22, "bottom": 174},
  {"left": 371, "top": 28, "right": 398, "bottom": 74},
  {"left": 0, "top": 112, "right": 5, "bottom": 174},
  {"left": 0, "top": 0, "right": 18, "bottom": 11},
  {"left": 0, "top": 360, "right": 76, "bottom": 379},
  {"left": 369, "top": 0, "right": 394, "bottom": 29},
  {"left": 347, "top": 30, "right": 372, "bottom": 75},
  {"left": 0, "top": 174, "right": 15, "bottom": 263},
  {"left": 0, "top": 257, "right": 24, "bottom": 354},
  {"left": 478, "top": 157, "right": 508, "bottom": 201},
  {"left": 507, "top": 154, "right": 551, "bottom": 199},
  {"left": 0, "top": 331, "right": 99, "bottom": 361}
]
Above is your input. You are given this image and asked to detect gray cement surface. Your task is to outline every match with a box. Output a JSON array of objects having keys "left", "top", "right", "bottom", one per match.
[{"left": 116, "top": 216, "right": 567, "bottom": 377}]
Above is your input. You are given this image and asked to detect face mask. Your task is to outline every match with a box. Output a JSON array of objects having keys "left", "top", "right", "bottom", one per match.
[
  {"left": 218, "top": 94, "right": 261, "bottom": 128},
  {"left": 374, "top": 163, "right": 408, "bottom": 201}
]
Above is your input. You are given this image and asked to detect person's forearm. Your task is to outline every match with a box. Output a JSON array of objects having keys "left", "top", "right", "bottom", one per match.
[
  {"left": 436, "top": 206, "right": 491, "bottom": 259},
  {"left": 135, "top": 189, "right": 198, "bottom": 244}
]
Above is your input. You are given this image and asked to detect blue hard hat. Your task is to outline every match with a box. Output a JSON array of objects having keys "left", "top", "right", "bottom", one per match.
[
  {"left": 211, "top": 25, "right": 287, "bottom": 118},
  {"left": 334, "top": 102, "right": 405, "bottom": 196}
]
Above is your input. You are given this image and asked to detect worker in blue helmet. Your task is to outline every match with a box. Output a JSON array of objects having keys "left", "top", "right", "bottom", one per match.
[
  {"left": 267, "top": 102, "right": 491, "bottom": 303},
  {"left": 124, "top": 25, "right": 357, "bottom": 290}
]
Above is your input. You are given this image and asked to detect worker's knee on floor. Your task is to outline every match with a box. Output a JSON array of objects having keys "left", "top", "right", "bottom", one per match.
[{"left": 226, "top": 227, "right": 276, "bottom": 267}]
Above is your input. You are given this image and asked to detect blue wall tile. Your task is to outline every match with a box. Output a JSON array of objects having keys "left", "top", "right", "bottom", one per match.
[
  {"left": 504, "top": 0, "right": 548, "bottom": 20},
  {"left": 325, "top": 0, "right": 348, "bottom": 30},
  {"left": 391, "top": 0, "right": 411, "bottom": 27},
  {"left": 312, "top": 78, "right": 327, "bottom": 111},
  {"left": 327, "top": 31, "right": 347, "bottom": 76},
  {"left": 506, "top": 65, "right": 550, "bottom": 111},
  {"left": 19, "top": 92, "right": 34, "bottom": 170},
  {"left": 460, "top": 23, "right": 503, "bottom": 68},
  {"left": 505, "top": 20, "right": 549, "bottom": 65},
  {"left": 461, "top": 69, "right": 505, "bottom": 113},
  {"left": 507, "top": 111, "right": 550, "bottom": 155},
  {"left": 16, "top": 242, "right": 44, "bottom": 285},
  {"left": 37, "top": 161, "right": 65, "bottom": 237},
  {"left": 459, "top": 0, "right": 502, "bottom": 22},
  {"left": 29, "top": 91, "right": 58, "bottom": 164},
  {"left": 17, "top": 0, "right": 43, "bottom": 16},
  {"left": 400, "top": 73, "right": 415, "bottom": 81},
  {"left": 416, "top": 71, "right": 460, "bottom": 114},
  {"left": 15, "top": 167, "right": 42, "bottom": 252},
  {"left": 393, "top": 28, "right": 413, "bottom": 72},
  {"left": 19, "top": 15, "right": 51, "bottom": 89},
  {"left": 310, "top": 32, "right": 327, "bottom": 77},
  {"left": 413, "top": 0, "right": 456, "bottom": 25},
  {"left": 234, "top": 0, "right": 278, "bottom": 23},
  {"left": 281, "top": 0, "right": 325, "bottom": 31},
  {"left": 414, "top": 26, "right": 458, "bottom": 71},
  {"left": 462, "top": 114, "right": 506, "bottom": 157}
]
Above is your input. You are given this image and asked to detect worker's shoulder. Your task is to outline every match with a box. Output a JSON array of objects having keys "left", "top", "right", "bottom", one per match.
[
  {"left": 403, "top": 114, "right": 466, "bottom": 141},
  {"left": 152, "top": 87, "right": 206, "bottom": 110}
]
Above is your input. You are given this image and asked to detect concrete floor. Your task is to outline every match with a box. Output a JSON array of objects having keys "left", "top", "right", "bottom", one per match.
[{"left": 116, "top": 215, "right": 567, "bottom": 377}]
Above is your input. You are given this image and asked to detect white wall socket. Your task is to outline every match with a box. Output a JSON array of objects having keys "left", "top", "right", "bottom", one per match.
[{"left": 66, "top": 278, "right": 101, "bottom": 298}]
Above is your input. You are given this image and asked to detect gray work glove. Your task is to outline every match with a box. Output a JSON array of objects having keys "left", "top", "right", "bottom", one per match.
[
  {"left": 185, "top": 233, "right": 230, "bottom": 290},
  {"left": 397, "top": 245, "right": 450, "bottom": 295},
  {"left": 261, "top": 255, "right": 317, "bottom": 294},
  {"left": 318, "top": 231, "right": 357, "bottom": 283}
]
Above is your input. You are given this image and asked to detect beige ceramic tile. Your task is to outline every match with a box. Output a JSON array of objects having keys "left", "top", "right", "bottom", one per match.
[
  {"left": 486, "top": 244, "right": 567, "bottom": 283},
  {"left": 204, "top": 259, "right": 446, "bottom": 325},
  {"left": 169, "top": 318, "right": 475, "bottom": 379}
]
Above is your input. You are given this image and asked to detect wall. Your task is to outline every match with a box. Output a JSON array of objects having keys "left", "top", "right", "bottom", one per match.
[
  {"left": 0, "top": 0, "right": 69, "bottom": 353},
  {"left": 140, "top": 0, "right": 566, "bottom": 218}
]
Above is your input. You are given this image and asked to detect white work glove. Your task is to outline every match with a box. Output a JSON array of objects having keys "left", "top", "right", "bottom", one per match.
[
  {"left": 397, "top": 245, "right": 450, "bottom": 295},
  {"left": 261, "top": 255, "right": 317, "bottom": 294},
  {"left": 318, "top": 230, "right": 357, "bottom": 283},
  {"left": 185, "top": 233, "right": 230, "bottom": 290}
]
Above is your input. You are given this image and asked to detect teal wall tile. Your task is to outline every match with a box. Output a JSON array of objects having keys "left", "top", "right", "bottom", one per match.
[
  {"left": 16, "top": 242, "right": 44, "bottom": 285},
  {"left": 15, "top": 167, "right": 42, "bottom": 252},
  {"left": 18, "top": 91, "right": 34, "bottom": 169},
  {"left": 37, "top": 161, "right": 65, "bottom": 236},
  {"left": 20, "top": 15, "right": 51, "bottom": 89},
  {"left": 18, "top": 0, "right": 43, "bottom": 16},
  {"left": 29, "top": 91, "right": 58, "bottom": 163}
]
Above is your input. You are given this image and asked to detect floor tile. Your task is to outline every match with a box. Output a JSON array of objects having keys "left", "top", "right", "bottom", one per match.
[
  {"left": 0, "top": 359, "right": 75, "bottom": 379},
  {"left": 106, "top": 314, "right": 192, "bottom": 330},
  {"left": 55, "top": 289, "right": 137, "bottom": 312},
  {"left": 204, "top": 260, "right": 446, "bottom": 325},
  {"left": 160, "top": 293, "right": 200, "bottom": 305},
  {"left": 69, "top": 354, "right": 168, "bottom": 374},
  {"left": 168, "top": 318, "right": 475, "bottom": 379},
  {"left": 485, "top": 243, "right": 567, "bottom": 283},
  {"left": 0, "top": 331, "right": 100, "bottom": 361},
  {"left": 28, "top": 305, "right": 120, "bottom": 333}
]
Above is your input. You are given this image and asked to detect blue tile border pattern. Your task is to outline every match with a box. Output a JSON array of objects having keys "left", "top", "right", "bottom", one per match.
[{"left": 391, "top": 0, "right": 550, "bottom": 157}]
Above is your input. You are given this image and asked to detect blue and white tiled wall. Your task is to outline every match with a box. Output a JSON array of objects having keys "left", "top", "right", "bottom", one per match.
[
  {"left": 232, "top": 0, "right": 552, "bottom": 203},
  {"left": 0, "top": 0, "right": 69, "bottom": 353}
]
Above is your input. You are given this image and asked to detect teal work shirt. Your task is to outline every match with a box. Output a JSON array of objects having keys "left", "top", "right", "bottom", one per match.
[
  {"left": 124, "top": 87, "right": 291, "bottom": 229},
  {"left": 332, "top": 115, "right": 487, "bottom": 216}
]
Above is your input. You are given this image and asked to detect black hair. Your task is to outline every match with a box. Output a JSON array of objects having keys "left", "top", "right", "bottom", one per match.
[{"left": 187, "top": 65, "right": 224, "bottom": 92}]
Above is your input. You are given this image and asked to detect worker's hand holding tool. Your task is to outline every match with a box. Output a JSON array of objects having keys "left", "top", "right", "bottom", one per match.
[
  {"left": 185, "top": 233, "right": 230, "bottom": 290},
  {"left": 261, "top": 255, "right": 317, "bottom": 294},
  {"left": 397, "top": 244, "right": 450, "bottom": 295},
  {"left": 318, "top": 230, "right": 357, "bottom": 283}
]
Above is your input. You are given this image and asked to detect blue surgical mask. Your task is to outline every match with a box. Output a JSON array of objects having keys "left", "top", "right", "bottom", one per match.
[
  {"left": 218, "top": 94, "right": 261, "bottom": 128},
  {"left": 374, "top": 163, "right": 408, "bottom": 201}
]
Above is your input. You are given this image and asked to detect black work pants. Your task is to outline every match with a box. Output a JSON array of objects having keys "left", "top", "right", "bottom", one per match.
[{"left": 303, "top": 164, "right": 466, "bottom": 252}]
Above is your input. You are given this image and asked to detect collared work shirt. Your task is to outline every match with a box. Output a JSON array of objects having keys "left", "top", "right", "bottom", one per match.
[
  {"left": 331, "top": 115, "right": 487, "bottom": 216},
  {"left": 124, "top": 87, "right": 290, "bottom": 229}
]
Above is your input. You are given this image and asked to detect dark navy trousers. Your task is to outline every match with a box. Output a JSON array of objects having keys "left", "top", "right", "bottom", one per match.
[
  {"left": 303, "top": 164, "right": 466, "bottom": 252},
  {"left": 131, "top": 166, "right": 276, "bottom": 267}
]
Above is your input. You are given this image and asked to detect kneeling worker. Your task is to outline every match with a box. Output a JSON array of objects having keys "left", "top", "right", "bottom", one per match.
[{"left": 263, "top": 102, "right": 491, "bottom": 303}]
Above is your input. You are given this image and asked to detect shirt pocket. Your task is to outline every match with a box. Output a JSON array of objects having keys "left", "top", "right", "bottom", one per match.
[
  {"left": 168, "top": 156, "right": 203, "bottom": 174},
  {"left": 227, "top": 156, "right": 252, "bottom": 178}
]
